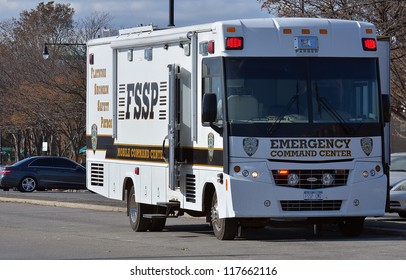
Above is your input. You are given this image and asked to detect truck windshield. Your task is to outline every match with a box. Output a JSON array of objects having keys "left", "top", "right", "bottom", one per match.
[{"left": 224, "top": 57, "right": 380, "bottom": 127}]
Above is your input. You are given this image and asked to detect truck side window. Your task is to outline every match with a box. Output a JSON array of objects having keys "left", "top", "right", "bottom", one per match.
[{"left": 202, "top": 58, "right": 223, "bottom": 125}]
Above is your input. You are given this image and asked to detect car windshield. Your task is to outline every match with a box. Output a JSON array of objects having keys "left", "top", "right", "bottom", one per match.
[{"left": 391, "top": 154, "right": 406, "bottom": 172}]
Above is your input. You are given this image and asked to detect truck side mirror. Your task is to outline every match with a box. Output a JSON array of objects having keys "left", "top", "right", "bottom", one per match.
[
  {"left": 202, "top": 93, "right": 217, "bottom": 123},
  {"left": 382, "top": 95, "right": 391, "bottom": 123}
]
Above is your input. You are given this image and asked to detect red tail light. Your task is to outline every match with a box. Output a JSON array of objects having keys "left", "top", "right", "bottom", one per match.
[{"left": 1, "top": 168, "right": 11, "bottom": 175}]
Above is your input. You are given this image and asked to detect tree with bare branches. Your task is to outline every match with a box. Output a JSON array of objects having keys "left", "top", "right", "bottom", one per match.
[
  {"left": 258, "top": 0, "right": 406, "bottom": 151},
  {"left": 0, "top": 2, "right": 112, "bottom": 162}
]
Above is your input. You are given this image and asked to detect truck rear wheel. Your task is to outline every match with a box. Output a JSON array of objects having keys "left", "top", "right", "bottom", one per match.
[
  {"left": 339, "top": 217, "right": 365, "bottom": 237},
  {"left": 128, "top": 186, "right": 151, "bottom": 232},
  {"left": 211, "top": 191, "right": 237, "bottom": 240}
]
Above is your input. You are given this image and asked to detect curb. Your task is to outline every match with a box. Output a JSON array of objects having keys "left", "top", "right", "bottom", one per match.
[{"left": 0, "top": 197, "right": 126, "bottom": 213}]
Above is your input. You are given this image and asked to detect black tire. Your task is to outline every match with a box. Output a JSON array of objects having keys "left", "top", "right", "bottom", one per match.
[
  {"left": 128, "top": 186, "right": 151, "bottom": 232},
  {"left": 339, "top": 217, "right": 365, "bottom": 237},
  {"left": 398, "top": 212, "right": 406, "bottom": 218},
  {"left": 150, "top": 206, "right": 167, "bottom": 232},
  {"left": 211, "top": 191, "right": 238, "bottom": 240},
  {"left": 19, "top": 177, "right": 37, "bottom": 192}
]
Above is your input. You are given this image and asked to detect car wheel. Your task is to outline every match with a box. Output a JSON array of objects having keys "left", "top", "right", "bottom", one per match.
[{"left": 19, "top": 177, "right": 37, "bottom": 192}]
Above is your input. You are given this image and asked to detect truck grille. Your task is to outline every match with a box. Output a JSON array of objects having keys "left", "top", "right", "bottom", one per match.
[
  {"left": 185, "top": 173, "right": 196, "bottom": 203},
  {"left": 280, "top": 200, "right": 342, "bottom": 211},
  {"left": 90, "top": 163, "right": 104, "bottom": 186},
  {"left": 272, "top": 169, "right": 349, "bottom": 189}
]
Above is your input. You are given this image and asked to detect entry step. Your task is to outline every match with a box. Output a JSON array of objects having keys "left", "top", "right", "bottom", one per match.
[
  {"left": 143, "top": 214, "right": 167, "bottom": 219},
  {"left": 156, "top": 201, "right": 182, "bottom": 218},
  {"left": 157, "top": 201, "right": 180, "bottom": 208}
]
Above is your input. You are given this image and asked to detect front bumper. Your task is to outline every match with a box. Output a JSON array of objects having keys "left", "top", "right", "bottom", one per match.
[{"left": 389, "top": 191, "right": 406, "bottom": 213}]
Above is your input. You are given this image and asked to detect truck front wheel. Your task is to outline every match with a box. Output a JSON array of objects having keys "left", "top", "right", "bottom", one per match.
[
  {"left": 211, "top": 191, "right": 238, "bottom": 240},
  {"left": 128, "top": 186, "right": 151, "bottom": 232}
]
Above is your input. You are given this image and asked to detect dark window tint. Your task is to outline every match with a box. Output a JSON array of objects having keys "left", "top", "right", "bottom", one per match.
[
  {"left": 30, "top": 158, "right": 53, "bottom": 167},
  {"left": 202, "top": 57, "right": 224, "bottom": 124},
  {"left": 53, "top": 158, "right": 77, "bottom": 169},
  {"left": 223, "top": 57, "right": 379, "bottom": 124}
]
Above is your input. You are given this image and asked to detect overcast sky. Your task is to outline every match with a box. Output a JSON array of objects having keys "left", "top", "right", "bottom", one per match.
[{"left": 0, "top": 0, "right": 272, "bottom": 28}]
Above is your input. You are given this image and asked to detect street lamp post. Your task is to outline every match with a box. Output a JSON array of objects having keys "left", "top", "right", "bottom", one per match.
[{"left": 42, "top": 42, "right": 86, "bottom": 59}]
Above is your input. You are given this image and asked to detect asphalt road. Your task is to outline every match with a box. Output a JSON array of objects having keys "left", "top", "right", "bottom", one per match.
[
  {"left": 0, "top": 189, "right": 405, "bottom": 260},
  {"left": 1, "top": 189, "right": 405, "bottom": 234}
]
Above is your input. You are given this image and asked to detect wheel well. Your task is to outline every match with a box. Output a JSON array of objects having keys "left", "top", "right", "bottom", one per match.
[
  {"left": 203, "top": 183, "right": 215, "bottom": 222},
  {"left": 123, "top": 178, "right": 134, "bottom": 216},
  {"left": 122, "top": 178, "right": 134, "bottom": 200}
]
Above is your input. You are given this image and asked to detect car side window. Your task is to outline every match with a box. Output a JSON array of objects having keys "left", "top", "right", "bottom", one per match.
[
  {"left": 30, "top": 158, "right": 53, "bottom": 167},
  {"left": 53, "top": 158, "right": 77, "bottom": 169}
]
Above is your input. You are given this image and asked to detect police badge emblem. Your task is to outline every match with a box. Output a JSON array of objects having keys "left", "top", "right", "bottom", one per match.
[
  {"left": 361, "top": 137, "right": 373, "bottom": 156},
  {"left": 91, "top": 124, "right": 98, "bottom": 154},
  {"left": 243, "top": 137, "right": 259, "bottom": 157}
]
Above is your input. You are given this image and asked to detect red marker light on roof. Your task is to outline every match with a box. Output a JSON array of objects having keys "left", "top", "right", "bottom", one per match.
[
  {"left": 362, "top": 38, "right": 377, "bottom": 51},
  {"left": 226, "top": 37, "right": 243, "bottom": 50}
]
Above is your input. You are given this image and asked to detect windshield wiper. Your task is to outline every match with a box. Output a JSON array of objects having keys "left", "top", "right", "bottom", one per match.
[
  {"left": 268, "top": 83, "right": 300, "bottom": 135},
  {"left": 315, "top": 84, "right": 354, "bottom": 134}
]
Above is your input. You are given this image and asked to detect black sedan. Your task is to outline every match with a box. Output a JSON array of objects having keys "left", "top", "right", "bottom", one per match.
[{"left": 0, "top": 156, "right": 86, "bottom": 192}]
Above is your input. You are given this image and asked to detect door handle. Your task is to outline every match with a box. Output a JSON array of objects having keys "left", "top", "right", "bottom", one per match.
[{"left": 162, "top": 135, "right": 169, "bottom": 162}]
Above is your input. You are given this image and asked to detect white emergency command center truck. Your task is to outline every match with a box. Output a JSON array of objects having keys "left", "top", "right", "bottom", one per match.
[{"left": 86, "top": 18, "right": 391, "bottom": 240}]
